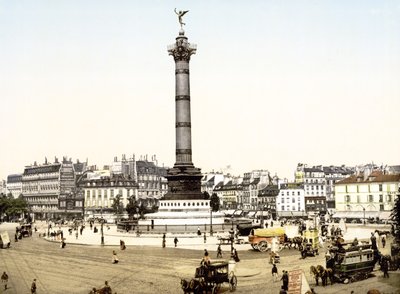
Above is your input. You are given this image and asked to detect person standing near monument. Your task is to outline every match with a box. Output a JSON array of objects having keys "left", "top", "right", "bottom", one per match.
[{"left": 174, "top": 237, "right": 179, "bottom": 247}]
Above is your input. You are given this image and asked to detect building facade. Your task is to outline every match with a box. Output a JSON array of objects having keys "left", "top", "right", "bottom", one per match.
[
  {"left": 334, "top": 170, "right": 400, "bottom": 221},
  {"left": 276, "top": 183, "right": 305, "bottom": 217},
  {"left": 82, "top": 174, "right": 138, "bottom": 221},
  {"left": 295, "top": 164, "right": 327, "bottom": 214},
  {"left": 6, "top": 174, "right": 23, "bottom": 198},
  {"left": 22, "top": 157, "right": 84, "bottom": 220}
]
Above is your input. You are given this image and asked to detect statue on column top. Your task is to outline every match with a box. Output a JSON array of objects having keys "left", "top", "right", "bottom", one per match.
[{"left": 174, "top": 8, "right": 189, "bottom": 29}]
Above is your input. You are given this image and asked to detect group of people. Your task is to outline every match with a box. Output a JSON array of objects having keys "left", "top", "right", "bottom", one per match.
[
  {"left": 89, "top": 280, "right": 112, "bottom": 294},
  {"left": 161, "top": 233, "right": 179, "bottom": 248},
  {"left": 1, "top": 272, "right": 37, "bottom": 293}
]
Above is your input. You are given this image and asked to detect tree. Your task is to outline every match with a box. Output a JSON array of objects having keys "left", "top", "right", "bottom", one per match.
[
  {"left": 210, "top": 193, "right": 220, "bottom": 212},
  {"left": 111, "top": 195, "right": 124, "bottom": 220},
  {"left": 203, "top": 191, "right": 210, "bottom": 200},
  {"left": 0, "top": 194, "right": 28, "bottom": 222},
  {"left": 391, "top": 192, "right": 400, "bottom": 242},
  {"left": 126, "top": 196, "right": 140, "bottom": 219}
]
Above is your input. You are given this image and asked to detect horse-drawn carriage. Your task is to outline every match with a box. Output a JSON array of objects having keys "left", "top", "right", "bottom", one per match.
[
  {"left": 181, "top": 261, "right": 237, "bottom": 293},
  {"left": 299, "top": 229, "right": 319, "bottom": 258},
  {"left": 328, "top": 243, "right": 376, "bottom": 283},
  {"left": 248, "top": 227, "right": 285, "bottom": 252}
]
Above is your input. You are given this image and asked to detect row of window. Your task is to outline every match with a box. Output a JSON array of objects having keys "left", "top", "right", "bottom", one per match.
[
  {"left": 86, "top": 189, "right": 136, "bottom": 198},
  {"left": 345, "top": 194, "right": 392, "bottom": 203},
  {"left": 160, "top": 202, "right": 209, "bottom": 207}
]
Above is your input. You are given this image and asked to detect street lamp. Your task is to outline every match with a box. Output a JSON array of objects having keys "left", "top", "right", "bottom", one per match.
[
  {"left": 230, "top": 217, "right": 235, "bottom": 253},
  {"left": 100, "top": 206, "right": 104, "bottom": 245},
  {"left": 356, "top": 204, "right": 366, "bottom": 226},
  {"left": 210, "top": 208, "right": 213, "bottom": 236}
]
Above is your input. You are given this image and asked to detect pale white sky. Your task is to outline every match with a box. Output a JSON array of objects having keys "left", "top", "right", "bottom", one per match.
[{"left": 1, "top": 1, "right": 399, "bottom": 180}]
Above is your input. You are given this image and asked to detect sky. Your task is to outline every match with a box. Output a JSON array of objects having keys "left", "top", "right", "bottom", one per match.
[{"left": 1, "top": 1, "right": 399, "bottom": 181}]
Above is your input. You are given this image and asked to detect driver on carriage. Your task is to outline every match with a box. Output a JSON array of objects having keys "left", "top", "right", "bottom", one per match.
[{"left": 201, "top": 250, "right": 211, "bottom": 267}]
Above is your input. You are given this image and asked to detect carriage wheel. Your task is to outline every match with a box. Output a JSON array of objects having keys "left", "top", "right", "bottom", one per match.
[
  {"left": 229, "top": 275, "right": 237, "bottom": 291},
  {"left": 258, "top": 241, "right": 268, "bottom": 252},
  {"left": 251, "top": 244, "right": 257, "bottom": 250}
]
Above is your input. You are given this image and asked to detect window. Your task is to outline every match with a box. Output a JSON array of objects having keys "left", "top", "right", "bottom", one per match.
[
  {"left": 388, "top": 195, "right": 392, "bottom": 202},
  {"left": 281, "top": 206, "right": 284, "bottom": 211},
  {"left": 345, "top": 195, "right": 350, "bottom": 202},
  {"left": 380, "top": 204, "right": 384, "bottom": 211},
  {"left": 379, "top": 184, "right": 382, "bottom": 192},
  {"left": 379, "top": 195, "right": 383, "bottom": 202},
  {"left": 110, "top": 190, "right": 114, "bottom": 198},
  {"left": 368, "top": 195, "right": 373, "bottom": 202},
  {"left": 292, "top": 198, "right": 295, "bottom": 203}
]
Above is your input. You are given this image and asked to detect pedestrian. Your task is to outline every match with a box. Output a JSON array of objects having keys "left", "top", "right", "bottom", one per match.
[
  {"left": 31, "top": 278, "right": 37, "bottom": 294},
  {"left": 203, "top": 232, "right": 207, "bottom": 243},
  {"left": 162, "top": 233, "right": 166, "bottom": 248},
  {"left": 272, "top": 264, "right": 278, "bottom": 282},
  {"left": 1, "top": 271, "right": 8, "bottom": 290},
  {"left": 120, "top": 239, "right": 126, "bottom": 250},
  {"left": 14, "top": 233, "right": 18, "bottom": 242},
  {"left": 197, "top": 227, "right": 201, "bottom": 236},
  {"left": 80, "top": 226, "right": 84, "bottom": 235},
  {"left": 381, "top": 258, "right": 389, "bottom": 278},
  {"left": 60, "top": 239, "right": 66, "bottom": 248},
  {"left": 75, "top": 230, "right": 78, "bottom": 240},
  {"left": 89, "top": 287, "right": 97, "bottom": 294},
  {"left": 217, "top": 244, "right": 222, "bottom": 258},
  {"left": 270, "top": 220, "right": 273, "bottom": 227},
  {"left": 281, "top": 270, "right": 289, "bottom": 291},
  {"left": 174, "top": 237, "right": 178, "bottom": 247},
  {"left": 102, "top": 281, "right": 112, "bottom": 294},
  {"left": 370, "top": 232, "right": 378, "bottom": 250},
  {"left": 382, "top": 236, "right": 386, "bottom": 248},
  {"left": 112, "top": 250, "right": 119, "bottom": 264},
  {"left": 232, "top": 247, "right": 240, "bottom": 262}
]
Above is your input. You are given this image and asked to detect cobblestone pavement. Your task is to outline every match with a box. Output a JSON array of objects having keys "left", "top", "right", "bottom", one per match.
[{"left": 0, "top": 222, "right": 399, "bottom": 294}]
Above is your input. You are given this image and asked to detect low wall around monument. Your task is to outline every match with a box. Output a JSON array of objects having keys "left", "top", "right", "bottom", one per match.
[{"left": 121, "top": 223, "right": 236, "bottom": 235}]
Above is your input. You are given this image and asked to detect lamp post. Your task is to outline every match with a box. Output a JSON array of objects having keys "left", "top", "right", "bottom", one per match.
[
  {"left": 210, "top": 208, "right": 213, "bottom": 236},
  {"left": 100, "top": 206, "right": 104, "bottom": 245},
  {"left": 356, "top": 204, "right": 366, "bottom": 226},
  {"left": 230, "top": 217, "right": 234, "bottom": 254},
  {"left": 363, "top": 207, "right": 366, "bottom": 226}
]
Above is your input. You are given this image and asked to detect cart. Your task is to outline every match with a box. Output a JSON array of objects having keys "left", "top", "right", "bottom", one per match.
[
  {"left": 299, "top": 229, "right": 319, "bottom": 257},
  {"left": 195, "top": 261, "right": 237, "bottom": 293}
]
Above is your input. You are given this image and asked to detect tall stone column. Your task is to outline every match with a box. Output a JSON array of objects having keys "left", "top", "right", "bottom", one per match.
[{"left": 165, "top": 30, "right": 203, "bottom": 200}]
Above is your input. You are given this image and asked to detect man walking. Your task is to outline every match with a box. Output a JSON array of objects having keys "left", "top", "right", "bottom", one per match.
[
  {"left": 271, "top": 264, "right": 278, "bottom": 282},
  {"left": 1, "top": 271, "right": 8, "bottom": 290},
  {"left": 281, "top": 270, "right": 289, "bottom": 291},
  {"left": 217, "top": 244, "right": 222, "bottom": 258},
  {"left": 31, "top": 278, "right": 37, "bottom": 294}
]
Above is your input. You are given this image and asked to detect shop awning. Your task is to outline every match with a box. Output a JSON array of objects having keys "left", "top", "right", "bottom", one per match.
[{"left": 332, "top": 211, "right": 380, "bottom": 219}]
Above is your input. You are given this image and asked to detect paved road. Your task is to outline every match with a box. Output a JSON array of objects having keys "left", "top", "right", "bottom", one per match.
[{"left": 1, "top": 223, "right": 399, "bottom": 294}]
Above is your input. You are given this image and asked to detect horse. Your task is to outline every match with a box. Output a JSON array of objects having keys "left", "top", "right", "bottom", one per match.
[
  {"left": 310, "top": 266, "right": 320, "bottom": 286},
  {"left": 375, "top": 230, "right": 390, "bottom": 236},
  {"left": 290, "top": 236, "right": 303, "bottom": 250},
  {"left": 319, "top": 267, "right": 334, "bottom": 286},
  {"left": 180, "top": 278, "right": 204, "bottom": 294}
]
